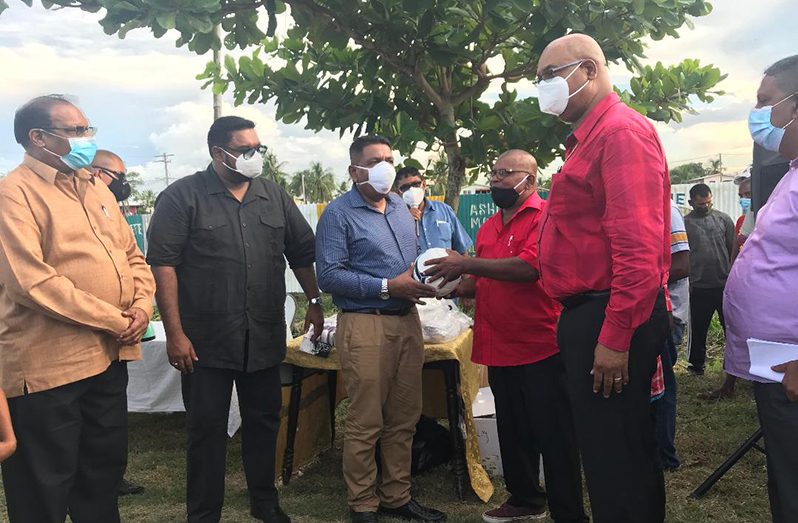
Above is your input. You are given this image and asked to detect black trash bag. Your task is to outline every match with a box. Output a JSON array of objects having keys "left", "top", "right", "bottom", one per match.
[{"left": 375, "top": 416, "right": 452, "bottom": 476}]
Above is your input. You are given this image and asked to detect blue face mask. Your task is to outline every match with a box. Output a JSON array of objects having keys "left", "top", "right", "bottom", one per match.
[
  {"left": 748, "top": 94, "right": 796, "bottom": 153},
  {"left": 740, "top": 197, "right": 752, "bottom": 214},
  {"left": 40, "top": 130, "right": 98, "bottom": 171}
]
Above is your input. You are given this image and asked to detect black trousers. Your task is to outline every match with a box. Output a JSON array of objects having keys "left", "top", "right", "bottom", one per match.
[
  {"left": 558, "top": 292, "right": 669, "bottom": 523},
  {"left": 488, "top": 355, "right": 588, "bottom": 523},
  {"left": 182, "top": 364, "right": 281, "bottom": 523},
  {"left": 687, "top": 286, "right": 726, "bottom": 371},
  {"left": 1, "top": 361, "right": 128, "bottom": 523},
  {"left": 754, "top": 382, "right": 798, "bottom": 523}
]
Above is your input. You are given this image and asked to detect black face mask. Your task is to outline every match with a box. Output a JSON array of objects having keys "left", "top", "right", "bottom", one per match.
[
  {"left": 490, "top": 175, "right": 529, "bottom": 209},
  {"left": 491, "top": 186, "right": 521, "bottom": 209},
  {"left": 109, "top": 176, "right": 132, "bottom": 202}
]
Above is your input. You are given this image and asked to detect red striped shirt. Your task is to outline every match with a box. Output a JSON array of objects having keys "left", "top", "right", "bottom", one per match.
[{"left": 538, "top": 93, "right": 671, "bottom": 352}]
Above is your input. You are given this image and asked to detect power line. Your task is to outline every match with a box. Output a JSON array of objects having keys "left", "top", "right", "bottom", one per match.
[{"left": 153, "top": 153, "right": 175, "bottom": 186}]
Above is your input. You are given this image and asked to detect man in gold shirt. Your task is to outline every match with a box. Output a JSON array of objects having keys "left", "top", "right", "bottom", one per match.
[{"left": 0, "top": 95, "right": 156, "bottom": 523}]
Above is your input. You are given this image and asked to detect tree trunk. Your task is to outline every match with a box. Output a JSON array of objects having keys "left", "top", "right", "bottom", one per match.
[{"left": 443, "top": 140, "right": 466, "bottom": 213}]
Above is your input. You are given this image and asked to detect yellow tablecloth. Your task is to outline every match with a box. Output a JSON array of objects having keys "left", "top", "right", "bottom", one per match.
[{"left": 285, "top": 328, "right": 494, "bottom": 502}]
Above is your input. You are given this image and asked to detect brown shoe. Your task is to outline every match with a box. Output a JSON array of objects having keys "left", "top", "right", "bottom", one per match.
[{"left": 482, "top": 501, "right": 547, "bottom": 522}]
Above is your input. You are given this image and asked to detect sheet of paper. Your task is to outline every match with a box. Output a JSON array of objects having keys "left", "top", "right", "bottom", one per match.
[{"left": 747, "top": 338, "right": 798, "bottom": 382}]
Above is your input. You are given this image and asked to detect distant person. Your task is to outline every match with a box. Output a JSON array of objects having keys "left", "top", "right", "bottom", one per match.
[
  {"left": 395, "top": 166, "right": 472, "bottom": 253},
  {"left": 683, "top": 183, "right": 735, "bottom": 375},
  {"left": 535, "top": 34, "right": 670, "bottom": 523},
  {"left": 0, "top": 95, "right": 155, "bottom": 523},
  {"left": 723, "top": 54, "right": 798, "bottom": 523},
  {"left": 653, "top": 201, "right": 690, "bottom": 470},
  {"left": 91, "top": 149, "right": 145, "bottom": 497},
  {"left": 147, "top": 116, "right": 322, "bottom": 523},
  {"left": 425, "top": 150, "right": 587, "bottom": 523},
  {"left": 315, "top": 135, "right": 444, "bottom": 523},
  {"left": 734, "top": 174, "right": 754, "bottom": 248}
]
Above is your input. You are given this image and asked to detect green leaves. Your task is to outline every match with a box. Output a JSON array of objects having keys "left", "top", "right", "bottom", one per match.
[{"left": 15, "top": 0, "right": 724, "bottom": 204}]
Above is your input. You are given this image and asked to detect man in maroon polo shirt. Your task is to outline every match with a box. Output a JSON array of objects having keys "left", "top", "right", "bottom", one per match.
[
  {"left": 425, "top": 150, "right": 587, "bottom": 523},
  {"left": 535, "top": 35, "right": 671, "bottom": 523}
]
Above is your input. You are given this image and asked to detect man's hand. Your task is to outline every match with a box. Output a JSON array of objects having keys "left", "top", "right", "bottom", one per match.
[
  {"left": 453, "top": 277, "right": 476, "bottom": 299},
  {"left": 167, "top": 331, "right": 199, "bottom": 374},
  {"left": 591, "top": 343, "right": 629, "bottom": 398},
  {"left": 409, "top": 208, "right": 422, "bottom": 221},
  {"left": 424, "top": 250, "right": 469, "bottom": 284},
  {"left": 388, "top": 264, "right": 438, "bottom": 305},
  {"left": 118, "top": 307, "right": 149, "bottom": 345},
  {"left": 305, "top": 300, "right": 324, "bottom": 342},
  {"left": 772, "top": 360, "right": 798, "bottom": 401}
]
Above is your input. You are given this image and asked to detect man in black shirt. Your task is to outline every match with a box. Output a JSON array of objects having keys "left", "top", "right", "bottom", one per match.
[{"left": 147, "top": 116, "right": 322, "bottom": 523}]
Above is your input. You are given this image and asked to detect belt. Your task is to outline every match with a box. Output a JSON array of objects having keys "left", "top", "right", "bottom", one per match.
[
  {"left": 559, "top": 290, "right": 611, "bottom": 310},
  {"left": 341, "top": 307, "right": 413, "bottom": 316}
]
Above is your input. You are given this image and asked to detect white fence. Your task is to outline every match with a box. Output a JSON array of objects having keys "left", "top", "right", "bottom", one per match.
[{"left": 671, "top": 182, "right": 740, "bottom": 219}]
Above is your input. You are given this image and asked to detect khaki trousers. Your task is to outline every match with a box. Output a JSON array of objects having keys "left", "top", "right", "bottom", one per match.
[{"left": 337, "top": 309, "right": 424, "bottom": 512}]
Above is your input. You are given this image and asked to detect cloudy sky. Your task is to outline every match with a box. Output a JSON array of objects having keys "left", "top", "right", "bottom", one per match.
[{"left": 0, "top": 0, "right": 793, "bottom": 190}]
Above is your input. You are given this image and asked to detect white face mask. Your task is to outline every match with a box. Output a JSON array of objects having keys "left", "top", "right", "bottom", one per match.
[
  {"left": 402, "top": 186, "right": 425, "bottom": 208},
  {"left": 220, "top": 148, "right": 262, "bottom": 179},
  {"left": 355, "top": 160, "right": 396, "bottom": 194},
  {"left": 537, "top": 60, "right": 591, "bottom": 117}
]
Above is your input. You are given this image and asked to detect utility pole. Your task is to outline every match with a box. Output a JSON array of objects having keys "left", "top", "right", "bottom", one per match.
[
  {"left": 154, "top": 153, "right": 175, "bottom": 186},
  {"left": 213, "top": 24, "right": 223, "bottom": 120}
]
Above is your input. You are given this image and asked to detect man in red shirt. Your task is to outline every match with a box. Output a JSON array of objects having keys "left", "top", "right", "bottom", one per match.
[
  {"left": 425, "top": 150, "right": 587, "bottom": 523},
  {"left": 535, "top": 34, "right": 671, "bottom": 523}
]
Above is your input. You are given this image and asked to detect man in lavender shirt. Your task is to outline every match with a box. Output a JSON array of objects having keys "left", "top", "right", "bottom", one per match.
[{"left": 723, "top": 55, "right": 798, "bottom": 523}]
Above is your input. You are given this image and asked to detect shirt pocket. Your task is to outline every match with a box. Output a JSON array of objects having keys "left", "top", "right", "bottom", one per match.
[
  {"left": 259, "top": 214, "right": 286, "bottom": 254},
  {"left": 435, "top": 221, "right": 453, "bottom": 248},
  {"left": 190, "top": 221, "right": 230, "bottom": 253}
]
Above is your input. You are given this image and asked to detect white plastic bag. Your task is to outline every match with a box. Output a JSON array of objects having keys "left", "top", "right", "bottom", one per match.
[
  {"left": 299, "top": 316, "right": 337, "bottom": 357},
  {"left": 417, "top": 299, "right": 472, "bottom": 343}
]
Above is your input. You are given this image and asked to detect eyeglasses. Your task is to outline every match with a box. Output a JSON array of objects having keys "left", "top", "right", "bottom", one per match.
[
  {"left": 490, "top": 168, "right": 534, "bottom": 179},
  {"left": 223, "top": 144, "right": 267, "bottom": 160},
  {"left": 533, "top": 59, "right": 586, "bottom": 85},
  {"left": 95, "top": 166, "right": 126, "bottom": 181},
  {"left": 41, "top": 126, "right": 97, "bottom": 137},
  {"left": 398, "top": 180, "right": 423, "bottom": 193}
]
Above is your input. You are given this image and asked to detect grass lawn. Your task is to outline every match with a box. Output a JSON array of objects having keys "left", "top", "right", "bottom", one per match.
[{"left": 0, "top": 316, "right": 769, "bottom": 522}]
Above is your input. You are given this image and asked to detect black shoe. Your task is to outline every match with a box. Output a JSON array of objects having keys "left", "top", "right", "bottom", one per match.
[
  {"left": 251, "top": 505, "right": 291, "bottom": 523},
  {"left": 687, "top": 365, "right": 705, "bottom": 375},
  {"left": 117, "top": 478, "right": 145, "bottom": 496},
  {"left": 379, "top": 499, "right": 446, "bottom": 522},
  {"left": 351, "top": 510, "right": 378, "bottom": 523}
]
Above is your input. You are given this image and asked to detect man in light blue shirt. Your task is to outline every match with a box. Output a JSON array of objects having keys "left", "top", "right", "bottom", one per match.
[{"left": 395, "top": 167, "right": 472, "bottom": 254}]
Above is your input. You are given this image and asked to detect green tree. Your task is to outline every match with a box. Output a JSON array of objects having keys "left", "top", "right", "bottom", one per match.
[
  {"left": 125, "top": 170, "right": 144, "bottom": 194},
  {"left": 14, "top": 0, "right": 726, "bottom": 211},
  {"left": 289, "top": 162, "right": 336, "bottom": 203},
  {"left": 135, "top": 189, "right": 157, "bottom": 214},
  {"left": 336, "top": 180, "right": 349, "bottom": 196},
  {"left": 260, "top": 150, "right": 289, "bottom": 189},
  {"left": 669, "top": 162, "right": 707, "bottom": 184}
]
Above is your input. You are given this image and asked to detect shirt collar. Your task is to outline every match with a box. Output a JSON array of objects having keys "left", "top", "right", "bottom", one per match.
[
  {"left": 201, "top": 164, "right": 269, "bottom": 200},
  {"left": 791, "top": 158, "right": 798, "bottom": 170},
  {"left": 572, "top": 92, "right": 621, "bottom": 145},
  {"left": 492, "top": 191, "right": 543, "bottom": 230},
  {"left": 22, "top": 153, "right": 83, "bottom": 184},
  {"left": 348, "top": 185, "right": 399, "bottom": 212}
]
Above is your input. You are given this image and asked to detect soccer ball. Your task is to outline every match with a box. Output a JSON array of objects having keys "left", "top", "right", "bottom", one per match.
[{"left": 413, "top": 247, "right": 461, "bottom": 297}]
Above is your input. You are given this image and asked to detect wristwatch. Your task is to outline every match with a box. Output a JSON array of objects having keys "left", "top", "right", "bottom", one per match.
[
  {"left": 380, "top": 278, "right": 390, "bottom": 300},
  {"left": 309, "top": 297, "right": 321, "bottom": 306}
]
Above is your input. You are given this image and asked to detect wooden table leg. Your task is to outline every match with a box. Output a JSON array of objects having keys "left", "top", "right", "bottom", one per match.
[
  {"left": 282, "top": 364, "right": 304, "bottom": 485},
  {"left": 327, "top": 370, "right": 338, "bottom": 445},
  {"left": 441, "top": 360, "right": 468, "bottom": 500}
]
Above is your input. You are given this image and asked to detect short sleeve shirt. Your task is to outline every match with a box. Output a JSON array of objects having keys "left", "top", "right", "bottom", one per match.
[
  {"left": 669, "top": 202, "right": 690, "bottom": 323},
  {"left": 472, "top": 193, "right": 560, "bottom": 367},
  {"left": 146, "top": 165, "right": 316, "bottom": 372}
]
